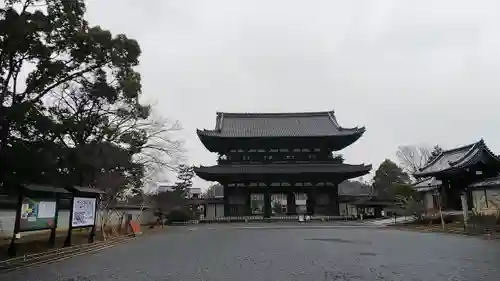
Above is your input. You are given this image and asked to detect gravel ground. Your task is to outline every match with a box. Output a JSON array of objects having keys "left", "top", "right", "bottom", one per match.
[{"left": 1, "top": 223, "right": 499, "bottom": 281}]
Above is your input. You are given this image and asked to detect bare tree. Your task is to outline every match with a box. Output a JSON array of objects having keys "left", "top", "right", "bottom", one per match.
[
  {"left": 133, "top": 114, "right": 185, "bottom": 190},
  {"left": 396, "top": 145, "right": 431, "bottom": 175},
  {"left": 94, "top": 170, "right": 129, "bottom": 241}
]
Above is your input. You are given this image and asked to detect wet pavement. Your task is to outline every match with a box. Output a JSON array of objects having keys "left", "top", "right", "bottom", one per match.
[{"left": 1, "top": 222, "right": 499, "bottom": 281}]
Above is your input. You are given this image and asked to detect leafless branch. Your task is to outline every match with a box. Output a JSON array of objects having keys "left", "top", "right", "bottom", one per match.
[{"left": 396, "top": 145, "right": 431, "bottom": 175}]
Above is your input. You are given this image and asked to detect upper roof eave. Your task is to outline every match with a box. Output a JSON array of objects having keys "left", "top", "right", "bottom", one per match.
[
  {"left": 196, "top": 127, "right": 366, "bottom": 138},
  {"left": 414, "top": 139, "right": 500, "bottom": 177},
  {"left": 416, "top": 142, "right": 476, "bottom": 175}
]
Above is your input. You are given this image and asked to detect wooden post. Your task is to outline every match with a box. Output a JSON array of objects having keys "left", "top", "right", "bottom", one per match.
[
  {"left": 461, "top": 191, "right": 469, "bottom": 231},
  {"left": 328, "top": 184, "right": 340, "bottom": 216},
  {"left": 286, "top": 192, "right": 296, "bottom": 215},
  {"left": 245, "top": 190, "right": 252, "bottom": 216},
  {"left": 8, "top": 191, "right": 23, "bottom": 257},
  {"left": 306, "top": 188, "right": 316, "bottom": 215},
  {"left": 263, "top": 188, "right": 271, "bottom": 218},
  {"left": 223, "top": 184, "right": 230, "bottom": 217},
  {"left": 49, "top": 195, "right": 60, "bottom": 248},
  {"left": 88, "top": 195, "right": 99, "bottom": 243},
  {"left": 435, "top": 190, "right": 445, "bottom": 230},
  {"left": 64, "top": 196, "right": 75, "bottom": 247}
]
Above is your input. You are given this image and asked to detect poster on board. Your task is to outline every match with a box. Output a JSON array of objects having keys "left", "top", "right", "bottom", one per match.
[
  {"left": 72, "top": 197, "right": 97, "bottom": 227},
  {"left": 19, "top": 197, "right": 57, "bottom": 231}
]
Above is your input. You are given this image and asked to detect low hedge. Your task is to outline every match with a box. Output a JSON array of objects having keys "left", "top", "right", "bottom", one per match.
[{"left": 410, "top": 214, "right": 460, "bottom": 225}]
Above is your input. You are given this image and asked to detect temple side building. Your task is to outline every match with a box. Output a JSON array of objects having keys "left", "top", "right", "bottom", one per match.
[
  {"left": 414, "top": 139, "right": 500, "bottom": 212},
  {"left": 194, "top": 110, "right": 371, "bottom": 218}
]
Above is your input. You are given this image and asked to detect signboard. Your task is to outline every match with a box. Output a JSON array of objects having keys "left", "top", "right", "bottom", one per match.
[
  {"left": 19, "top": 197, "right": 57, "bottom": 231},
  {"left": 72, "top": 197, "right": 97, "bottom": 227}
]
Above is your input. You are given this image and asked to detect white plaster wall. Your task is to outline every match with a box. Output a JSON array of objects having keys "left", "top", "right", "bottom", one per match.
[
  {"left": 471, "top": 188, "right": 500, "bottom": 214},
  {"left": 472, "top": 189, "right": 486, "bottom": 213},
  {"left": 424, "top": 192, "right": 435, "bottom": 211},
  {"left": 216, "top": 204, "right": 224, "bottom": 217},
  {"left": 206, "top": 204, "right": 216, "bottom": 219},
  {"left": 485, "top": 189, "right": 500, "bottom": 210}
]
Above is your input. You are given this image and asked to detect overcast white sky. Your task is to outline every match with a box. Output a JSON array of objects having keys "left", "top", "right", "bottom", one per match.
[{"left": 86, "top": 0, "right": 500, "bottom": 190}]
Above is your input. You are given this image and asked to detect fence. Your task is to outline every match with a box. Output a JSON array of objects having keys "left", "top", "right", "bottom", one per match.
[
  {"left": 0, "top": 208, "right": 156, "bottom": 239},
  {"left": 187, "top": 215, "right": 358, "bottom": 224}
]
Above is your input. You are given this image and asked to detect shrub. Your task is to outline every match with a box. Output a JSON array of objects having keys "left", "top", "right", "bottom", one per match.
[
  {"left": 411, "top": 214, "right": 456, "bottom": 225},
  {"left": 167, "top": 209, "right": 193, "bottom": 223},
  {"left": 468, "top": 213, "right": 498, "bottom": 231}
]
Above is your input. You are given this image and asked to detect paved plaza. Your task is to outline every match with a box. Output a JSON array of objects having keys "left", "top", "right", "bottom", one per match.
[{"left": 1, "top": 222, "right": 499, "bottom": 281}]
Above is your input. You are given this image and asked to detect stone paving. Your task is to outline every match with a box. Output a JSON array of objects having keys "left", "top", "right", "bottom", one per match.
[{"left": 1, "top": 222, "right": 499, "bottom": 281}]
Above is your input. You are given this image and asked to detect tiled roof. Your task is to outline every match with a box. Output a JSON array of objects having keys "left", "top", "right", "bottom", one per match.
[
  {"left": 413, "top": 177, "right": 442, "bottom": 188},
  {"left": 414, "top": 139, "right": 500, "bottom": 177},
  {"left": 413, "top": 177, "right": 442, "bottom": 192},
  {"left": 338, "top": 180, "right": 372, "bottom": 196},
  {"left": 71, "top": 186, "right": 105, "bottom": 194},
  {"left": 25, "top": 184, "right": 70, "bottom": 194},
  {"left": 470, "top": 176, "right": 500, "bottom": 188},
  {"left": 194, "top": 163, "right": 371, "bottom": 175},
  {"left": 197, "top": 110, "right": 364, "bottom": 138},
  {"left": 352, "top": 197, "right": 396, "bottom": 207}
]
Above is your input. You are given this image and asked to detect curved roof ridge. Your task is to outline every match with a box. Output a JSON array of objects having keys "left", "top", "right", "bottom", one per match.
[
  {"left": 215, "top": 112, "right": 223, "bottom": 131},
  {"left": 413, "top": 177, "right": 433, "bottom": 185},
  {"left": 327, "top": 111, "right": 340, "bottom": 127},
  {"left": 195, "top": 163, "right": 371, "bottom": 168},
  {"left": 446, "top": 140, "right": 480, "bottom": 153},
  {"left": 479, "top": 139, "right": 500, "bottom": 161},
  {"left": 418, "top": 151, "right": 444, "bottom": 172},
  {"left": 216, "top": 110, "right": 335, "bottom": 117},
  {"left": 455, "top": 139, "right": 500, "bottom": 167},
  {"left": 448, "top": 140, "right": 482, "bottom": 166}
]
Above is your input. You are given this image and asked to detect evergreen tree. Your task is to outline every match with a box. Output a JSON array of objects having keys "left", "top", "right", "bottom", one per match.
[
  {"left": 372, "top": 159, "right": 411, "bottom": 199},
  {"left": 173, "top": 164, "right": 195, "bottom": 192}
]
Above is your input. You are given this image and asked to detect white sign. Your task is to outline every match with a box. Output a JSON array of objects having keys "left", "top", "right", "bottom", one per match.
[
  {"left": 38, "top": 201, "right": 56, "bottom": 218},
  {"left": 72, "top": 197, "right": 97, "bottom": 227}
]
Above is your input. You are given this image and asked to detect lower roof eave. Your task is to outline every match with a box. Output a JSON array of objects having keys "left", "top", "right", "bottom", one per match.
[
  {"left": 469, "top": 176, "right": 500, "bottom": 189},
  {"left": 194, "top": 164, "right": 371, "bottom": 182},
  {"left": 188, "top": 197, "right": 224, "bottom": 204},
  {"left": 414, "top": 168, "right": 458, "bottom": 179}
]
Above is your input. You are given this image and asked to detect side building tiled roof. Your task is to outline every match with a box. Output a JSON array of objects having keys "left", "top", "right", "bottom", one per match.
[
  {"left": 197, "top": 110, "right": 365, "bottom": 138},
  {"left": 414, "top": 139, "right": 500, "bottom": 178},
  {"left": 413, "top": 177, "right": 442, "bottom": 192},
  {"left": 338, "top": 180, "right": 372, "bottom": 196},
  {"left": 470, "top": 176, "right": 500, "bottom": 188}
]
